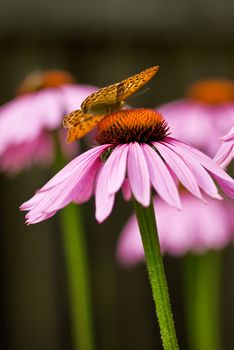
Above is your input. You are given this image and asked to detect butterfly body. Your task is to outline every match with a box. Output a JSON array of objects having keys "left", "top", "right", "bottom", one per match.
[{"left": 63, "top": 65, "right": 159, "bottom": 142}]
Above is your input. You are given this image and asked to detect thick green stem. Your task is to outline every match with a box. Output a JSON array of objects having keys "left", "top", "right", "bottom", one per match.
[
  {"left": 133, "top": 198, "right": 179, "bottom": 350},
  {"left": 54, "top": 134, "right": 95, "bottom": 350},
  {"left": 184, "top": 252, "right": 221, "bottom": 350}
]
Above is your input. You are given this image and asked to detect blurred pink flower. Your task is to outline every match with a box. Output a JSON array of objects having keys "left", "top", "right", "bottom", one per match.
[
  {"left": 0, "top": 132, "right": 53, "bottom": 173},
  {"left": 158, "top": 79, "right": 234, "bottom": 157},
  {"left": 214, "top": 126, "right": 234, "bottom": 168},
  {"left": 117, "top": 194, "right": 233, "bottom": 265},
  {"left": 0, "top": 70, "right": 98, "bottom": 173},
  {"left": 20, "top": 109, "right": 234, "bottom": 224}
]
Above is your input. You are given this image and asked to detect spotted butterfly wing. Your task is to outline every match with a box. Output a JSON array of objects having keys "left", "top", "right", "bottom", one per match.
[
  {"left": 81, "top": 65, "right": 159, "bottom": 115},
  {"left": 63, "top": 109, "right": 104, "bottom": 142}
]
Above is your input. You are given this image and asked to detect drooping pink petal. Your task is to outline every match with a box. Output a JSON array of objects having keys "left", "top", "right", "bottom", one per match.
[
  {"left": 122, "top": 179, "right": 132, "bottom": 201},
  {"left": 163, "top": 139, "right": 222, "bottom": 199},
  {"left": 213, "top": 177, "right": 234, "bottom": 199},
  {"left": 72, "top": 157, "right": 103, "bottom": 204},
  {"left": 221, "top": 126, "right": 234, "bottom": 142},
  {"left": 22, "top": 175, "right": 80, "bottom": 223},
  {"left": 39, "top": 144, "right": 111, "bottom": 191},
  {"left": 105, "top": 145, "right": 129, "bottom": 194},
  {"left": 142, "top": 143, "right": 181, "bottom": 208},
  {"left": 127, "top": 142, "right": 150, "bottom": 206},
  {"left": 154, "top": 142, "right": 204, "bottom": 200},
  {"left": 214, "top": 126, "right": 234, "bottom": 168},
  {"left": 167, "top": 137, "right": 234, "bottom": 198},
  {"left": 95, "top": 163, "right": 115, "bottom": 223},
  {"left": 25, "top": 210, "right": 57, "bottom": 225},
  {"left": 214, "top": 141, "right": 233, "bottom": 168},
  {"left": 20, "top": 146, "right": 106, "bottom": 224}
]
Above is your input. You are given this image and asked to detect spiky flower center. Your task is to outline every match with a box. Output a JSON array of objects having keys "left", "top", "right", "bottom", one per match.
[
  {"left": 96, "top": 108, "right": 169, "bottom": 145},
  {"left": 16, "top": 70, "right": 75, "bottom": 95},
  {"left": 186, "top": 79, "right": 234, "bottom": 104}
]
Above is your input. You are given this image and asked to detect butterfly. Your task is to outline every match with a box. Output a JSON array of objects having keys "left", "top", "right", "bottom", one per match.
[{"left": 63, "top": 65, "right": 159, "bottom": 142}]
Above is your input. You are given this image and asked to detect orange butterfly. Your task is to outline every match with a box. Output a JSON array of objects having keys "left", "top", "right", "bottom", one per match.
[{"left": 63, "top": 65, "right": 159, "bottom": 142}]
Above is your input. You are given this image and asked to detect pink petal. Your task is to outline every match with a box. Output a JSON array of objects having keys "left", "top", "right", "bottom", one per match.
[
  {"left": 127, "top": 143, "right": 150, "bottom": 207},
  {"left": 117, "top": 214, "right": 144, "bottom": 266},
  {"left": 213, "top": 177, "right": 234, "bottom": 198},
  {"left": 95, "top": 163, "right": 115, "bottom": 223},
  {"left": 142, "top": 144, "right": 181, "bottom": 208},
  {"left": 154, "top": 142, "right": 204, "bottom": 200},
  {"left": 122, "top": 179, "right": 132, "bottom": 201},
  {"left": 20, "top": 146, "right": 105, "bottom": 224},
  {"left": 105, "top": 145, "right": 128, "bottom": 194},
  {"left": 39, "top": 144, "right": 111, "bottom": 192},
  {"left": 60, "top": 84, "right": 98, "bottom": 112},
  {"left": 22, "top": 176, "right": 78, "bottom": 223},
  {"left": 163, "top": 140, "right": 222, "bottom": 199},
  {"left": 221, "top": 126, "right": 234, "bottom": 142},
  {"left": 168, "top": 137, "right": 234, "bottom": 198},
  {"left": 214, "top": 141, "right": 233, "bottom": 168},
  {"left": 71, "top": 154, "right": 103, "bottom": 204},
  {"left": 0, "top": 132, "right": 54, "bottom": 173}
]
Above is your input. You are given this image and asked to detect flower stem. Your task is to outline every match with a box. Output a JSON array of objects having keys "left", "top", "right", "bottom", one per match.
[
  {"left": 184, "top": 252, "right": 221, "bottom": 350},
  {"left": 53, "top": 134, "right": 95, "bottom": 350},
  {"left": 133, "top": 198, "right": 179, "bottom": 350},
  {"left": 59, "top": 204, "right": 95, "bottom": 350}
]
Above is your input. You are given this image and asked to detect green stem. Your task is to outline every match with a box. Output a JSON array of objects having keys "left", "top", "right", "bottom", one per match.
[
  {"left": 133, "top": 198, "right": 179, "bottom": 350},
  {"left": 60, "top": 204, "right": 95, "bottom": 350},
  {"left": 53, "top": 134, "right": 95, "bottom": 350},
  {"left": 184, "top": 252, "right": 221, "bottom": 350}
]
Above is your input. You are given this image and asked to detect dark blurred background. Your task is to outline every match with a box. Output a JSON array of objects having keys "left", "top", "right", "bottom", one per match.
[{"left": 0, "top": 0, "right": 234, "bottom": 349}]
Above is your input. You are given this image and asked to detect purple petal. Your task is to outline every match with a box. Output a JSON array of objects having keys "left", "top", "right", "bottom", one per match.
[
  {"left": 127, "top": 143, "right": 150, "bottom": 207},
  {"left": 122, "top": 179, "right": 132, "bottom": 201},
  {"left": 95, "top": 164, "right": 115, "bottom": 223},
  {"left": 142, "top": 144, "right": 181, "bottom": 208},
  {"left": 71, "top": 154, "right": 103, "bottom": 204},
  {"left": 20, "top": 147, "right": 105, "bottom": 224},
  {"left": 154, "top": 142, "right": 204, "bottom": 200},
  {"left": 214, "top": 141, "right": 233, "bottom": 168},
  {"left": 162, "top": 140, "right": 222, "bottom": 199},
  {"left": 39, "top": 144, "right": 111, "bottom": 192},
  {"left": 21, "top": 176, "right": 79, "bottom": 223},
  {"left": 221, "top": 126, "right": 234, "bottom": 142},
  {"left": 167, "top": 137, "right": 234, "bottom": 198},
  {"left": 60, "top": 84, "right": 98, "bottom": 112},
  {"left": 104, "top": 145, "right": 128, "bottom": 194}
]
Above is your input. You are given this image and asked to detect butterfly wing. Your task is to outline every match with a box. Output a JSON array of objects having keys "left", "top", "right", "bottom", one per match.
[
  {"left": 81, "top": 83, "right": 122, "bottom": 114},
  {"left": 63, "top": 109, "right": 85, "bottom": 128},
  {"left": 63, "top": 109, "right": 104, "bottom": 142},
  {"left": 81, "top": 65, "right": 159, "bottom": 114},
  {"left": 116, "top": 65, "right": 159, "bottom": 100}
]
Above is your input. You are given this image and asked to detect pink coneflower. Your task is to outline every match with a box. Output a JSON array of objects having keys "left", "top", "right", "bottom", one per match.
[
  {"left": 20, "top": 108, "right": 234, "bottom": 224},
  {"left": 0, "top": 70, "right": 98, "bottom": 173},
  {"left": 158, "top": 79, "right": 234, "bottom": 157},
  {"left": 214, "top": 126, "right": 234, "bottom": 168},
  {"left": 117, "top": 193, "right": 233, "bottom": 265}
]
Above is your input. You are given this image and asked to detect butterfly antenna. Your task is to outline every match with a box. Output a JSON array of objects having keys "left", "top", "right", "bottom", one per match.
[{"left": 137, "top": 87, "right": 150, "bottom": 97}]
